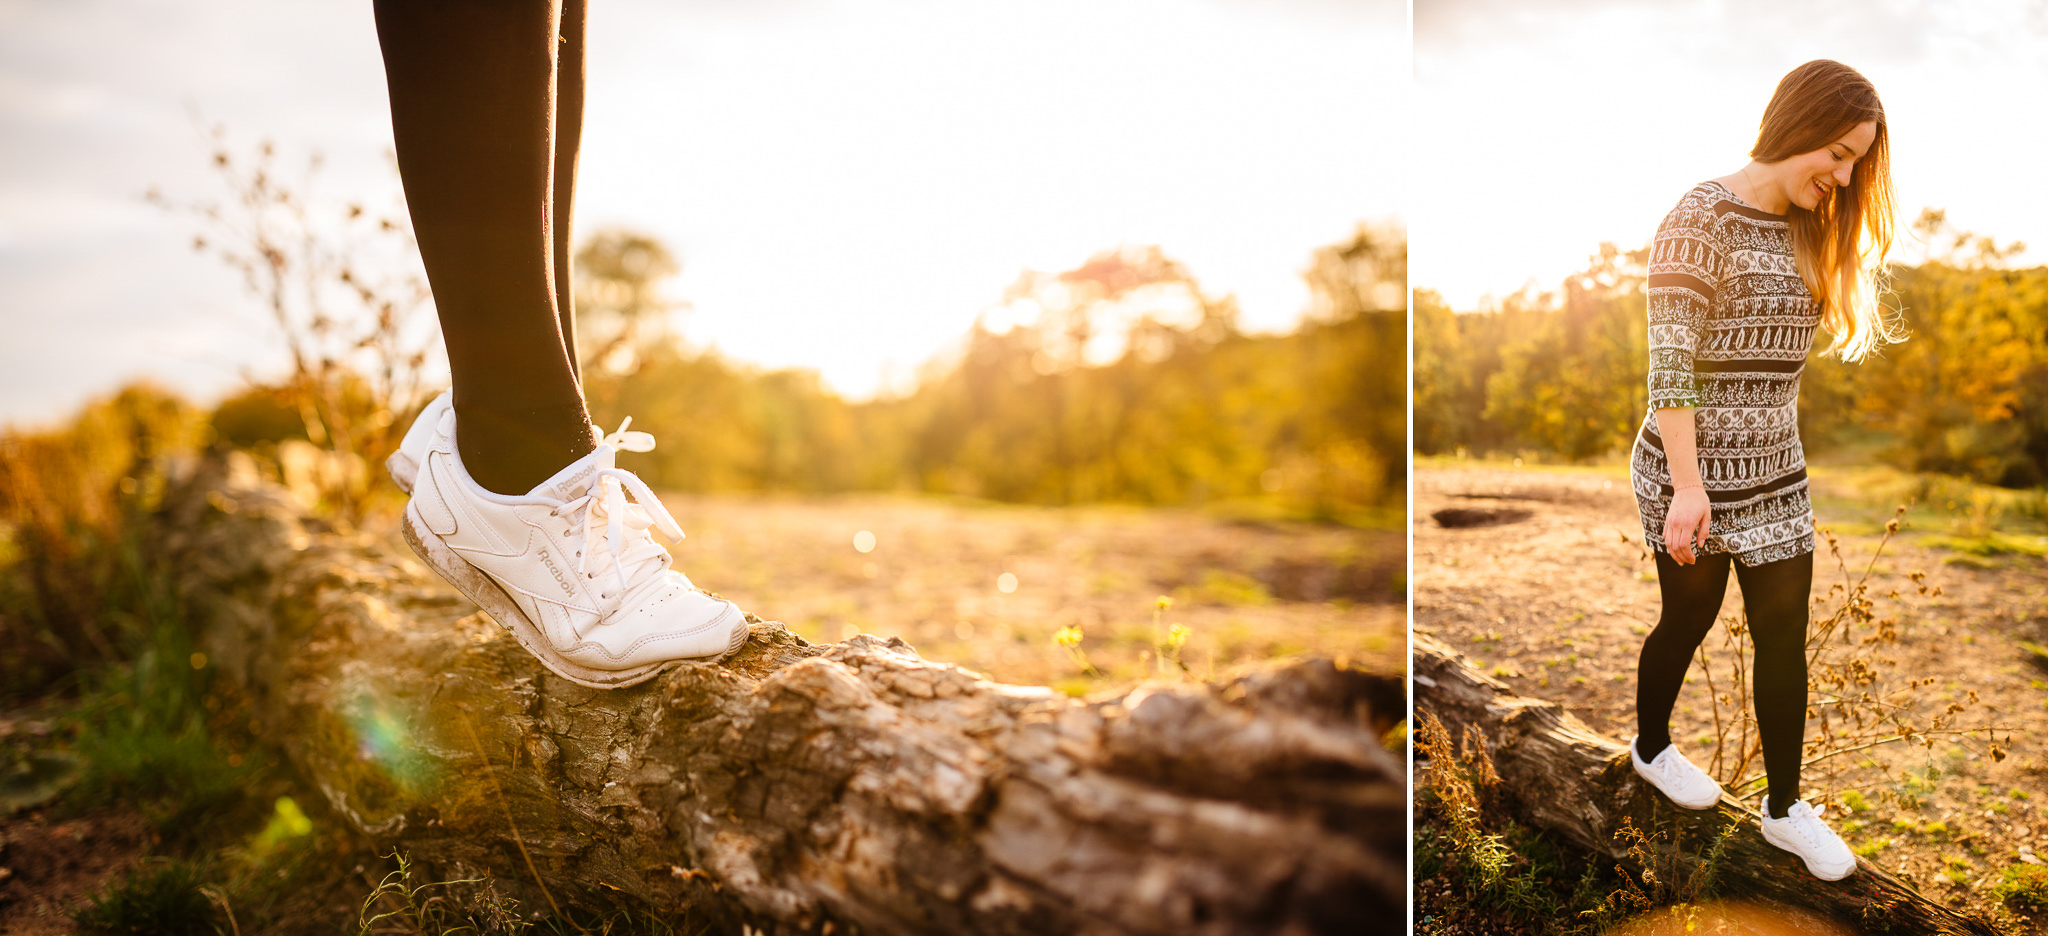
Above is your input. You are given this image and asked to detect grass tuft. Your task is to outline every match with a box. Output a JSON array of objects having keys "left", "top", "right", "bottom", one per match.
[
  {"left": 66, "top": 598, "right": 261, "bottom": 836},
  {"left": 1994, "top": 864, "right": 2048, "bottom": 912},
  {"left": 71, "top": 859, "right": 221, "bottom": 936},
  {"left": 356, "top": 851, "right": 502, "bottom": 936}
]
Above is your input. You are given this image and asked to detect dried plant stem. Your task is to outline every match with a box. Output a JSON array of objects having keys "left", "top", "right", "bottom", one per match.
[
  {"left": 456, "top": 709, "right": 571, "bottom": 931},
  {"left": 1696, "top": 642, "right": 1725, "bottom": 777}
]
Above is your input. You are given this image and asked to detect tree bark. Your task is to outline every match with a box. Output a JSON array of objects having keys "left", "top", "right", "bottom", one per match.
[
  {"left": 1413, "top": 631, "right": 1997, "bottom": 936},
  {"left": 157, "top": 452, "right": 1405, "bottom": 935}
]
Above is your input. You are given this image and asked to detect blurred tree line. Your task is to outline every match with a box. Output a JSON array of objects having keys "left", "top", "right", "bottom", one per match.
[
  {"left": 579, "top": 224, "right": 1406, "bottom": 521},
  {"left": 1415, "top": 211, "right": 2048, "bottom": 490},
  {"left": 186, "top": 216, "right": 1403, "bottom": 524}
]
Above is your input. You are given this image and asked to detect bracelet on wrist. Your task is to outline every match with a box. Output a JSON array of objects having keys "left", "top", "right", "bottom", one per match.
[{"left": 1673, "top": 481, "right": 1703, "bottom": 491}]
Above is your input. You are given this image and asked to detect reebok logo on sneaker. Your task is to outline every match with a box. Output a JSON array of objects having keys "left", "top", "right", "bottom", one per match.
[
  {"left": 539, "top": 548, "right": 575, "bottom": 598},
  {"left": 557, "top": 463, "right": 598, "bottom": 496}
]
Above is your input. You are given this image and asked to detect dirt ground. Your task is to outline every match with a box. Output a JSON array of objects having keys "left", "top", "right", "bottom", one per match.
[
  {"left": 0, "top": 805, "right": 150, "bottom": 935},
  {"left": 1416, "top": 459, "right": 2048, "bottom": 926},
  {"left": 645, "top": 492, "right": 1406, "bottom": 691},
  {"left": 7, "top": 492, "right": 1403, "bottom": 932}
]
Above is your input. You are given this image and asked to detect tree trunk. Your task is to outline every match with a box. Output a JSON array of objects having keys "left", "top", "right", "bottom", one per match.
[
  {"left": 1413, "top": 632, "right": 1997, "bottom": 936},
  {"left": 157, "top": 452, "right": 1405, "bottom": 935}
]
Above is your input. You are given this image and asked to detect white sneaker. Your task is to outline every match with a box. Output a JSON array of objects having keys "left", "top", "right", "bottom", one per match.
[
  {"left": 1629, "top": 736, "right": 1723, "bottom": 809},
  {"left": 398, "top": 406, "right": 747, "bottom": 688},
  {"left": 1760, "top": 797, "right": 1857, "bottom": 881},
  {"left": 386, "top": 389, "right": 454, "bottom": 495}
]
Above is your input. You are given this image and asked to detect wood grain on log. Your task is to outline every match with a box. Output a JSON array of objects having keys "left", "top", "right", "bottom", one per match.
[
  {"left": 1414, "top": 631, "right": 1996, "bottom": 936},
  {"left": 157, "top": 453, "right": 1405, "bottom": 935}
]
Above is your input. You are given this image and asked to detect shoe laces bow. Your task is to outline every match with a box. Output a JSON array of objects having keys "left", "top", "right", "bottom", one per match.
[
  {"left": 1777, "top": 800, "right": 1831, "bottom": 849},
  {"left": 553, "top": 418, "right": 688, "bottom": 597},
  {"left": 1649, "top": 748, "right": 1687, "bottom": 784},
  {"left": 1791, "top": 801, "right": 1827, "bottom": 842}
]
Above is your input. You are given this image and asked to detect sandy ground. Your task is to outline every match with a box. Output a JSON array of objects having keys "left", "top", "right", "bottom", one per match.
[{"left": 1416, "top": 459, "right": 2048, "bottom": 923}]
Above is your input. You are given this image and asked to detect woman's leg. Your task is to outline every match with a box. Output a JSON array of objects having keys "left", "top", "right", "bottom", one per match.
[
  {"left": 1636, "top": 550, "right": 1734, "bottom": 758},
  {"left": 1734, "top": 550, "right": 1815, "bottom": 819},
  {"left": 374, "top": 0, "right": 596, "bottom": 495},
  {"left": 553, "top": 0, "right": 587, "bottom": 381}
]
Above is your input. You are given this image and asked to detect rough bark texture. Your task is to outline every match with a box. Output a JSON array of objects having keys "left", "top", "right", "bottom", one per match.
[
  {"left": 158, "top": 452, "right": 1405, "bottom": 934},
  {"left": 1414, "top": 632, "right": 1996, "bottom": 936}
]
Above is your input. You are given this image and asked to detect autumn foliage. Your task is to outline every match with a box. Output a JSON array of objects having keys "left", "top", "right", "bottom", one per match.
[{"left": 1417, "top": 211, "right": 2048, "bottom": 490}]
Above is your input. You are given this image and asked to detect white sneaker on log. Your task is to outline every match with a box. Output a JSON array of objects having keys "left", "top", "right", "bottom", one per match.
[
  {"left": 1629, "top": 736, "right": 1722, "bottom": 809},
  {"left": 395, "top": 404, "right": 747, "bottom": 688},
  {"left": 1761, "top": 797, "right": 1857, "bottom": 881}
]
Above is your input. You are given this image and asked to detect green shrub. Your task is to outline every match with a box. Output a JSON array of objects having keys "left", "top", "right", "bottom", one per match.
[
  {"left": 67, "top": 595, "right": 260, "bottom": 834},
  {"left": 1994, "top": 864, "right": 2048, "bottom": 912},
  {"left": 0, "top": 384, "right": 209, "bottom": 699}
]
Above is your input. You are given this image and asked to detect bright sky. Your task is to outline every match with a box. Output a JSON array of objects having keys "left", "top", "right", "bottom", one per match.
[
  {"left": 1416, "top": 0, "right": 2048, "bottom": 311},
  {"left": 0, "top": 0, "right": 1402, "bottom": 427}
]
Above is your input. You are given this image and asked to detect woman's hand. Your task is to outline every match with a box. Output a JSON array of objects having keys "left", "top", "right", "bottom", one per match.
[
  {"left": 1653, "top": 406, "right": 1710, "bottom": 565},
  {"left": 1664, "top": 486, "right": 1712, "bottom": 564}
]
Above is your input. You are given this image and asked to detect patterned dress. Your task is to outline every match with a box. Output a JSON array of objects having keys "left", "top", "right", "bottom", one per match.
[{"left": 1630, "top": 180, "right": 1817, "bottom": 567}]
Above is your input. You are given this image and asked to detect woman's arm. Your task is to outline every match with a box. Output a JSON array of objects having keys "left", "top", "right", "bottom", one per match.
[
  {"left": 1655, "top": 406, "right": 1711, "bottom": 565},
  {"left": 1645, "top": 191, "right": 1722, "bottom": 565}
]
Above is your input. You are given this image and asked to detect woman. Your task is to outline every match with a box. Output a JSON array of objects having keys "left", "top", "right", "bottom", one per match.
[
  {"left": 1626, "top": 59, "right": 1897, "bottom": 881},
  {"left": 373, "top": 0, "right": 749, "bottom": 688}
]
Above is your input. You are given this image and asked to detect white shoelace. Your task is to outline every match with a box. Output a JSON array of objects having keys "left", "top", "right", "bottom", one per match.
[
  {"left": 548, "top": 418, "right": 689, "bottom": 610},
  {"left": 1780, "top": 802, "right": 1831, "bottom": 849},
  {"left": 1649, "top": 748, "right": 1695, "bottom": 786}
]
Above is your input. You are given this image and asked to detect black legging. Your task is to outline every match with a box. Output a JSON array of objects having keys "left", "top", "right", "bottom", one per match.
[
  {"left": 375, "top": 0, "right": 596, "bottom": 495},
  {"left": 1636, "top": 548, "right": 1812, "bottom": 819}
]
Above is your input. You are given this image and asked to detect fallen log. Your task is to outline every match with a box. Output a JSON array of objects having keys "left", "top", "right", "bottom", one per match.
[
  {"left": 157, "top": 452, "right": 1406, "bottom": 935},
  {"left": 1413, "top": 631, "right": 1996, "bottom": 936}
]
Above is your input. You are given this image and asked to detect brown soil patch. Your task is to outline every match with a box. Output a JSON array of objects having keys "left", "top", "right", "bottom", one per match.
[
  {"left": 0, "top": 807, "right": 150, "bottom": 934},
  {"left": 1416, "top": 461, "right": 2048, "bottom": 927}
]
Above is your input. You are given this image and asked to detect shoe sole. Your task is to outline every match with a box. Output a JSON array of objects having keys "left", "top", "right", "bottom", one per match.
[{"left": 401, "top": 502, "right": 747, "bottom": 689}]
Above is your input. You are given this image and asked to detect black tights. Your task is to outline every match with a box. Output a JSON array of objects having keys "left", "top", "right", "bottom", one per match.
[
  {"left": 375, "top": 0, "right": 596, "bottom": 495},
  {"left": 1636, "top": 549, "right": 1812, "bottom": 819}
]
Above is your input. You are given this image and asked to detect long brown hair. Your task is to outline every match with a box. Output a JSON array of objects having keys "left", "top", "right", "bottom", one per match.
[{"left": 1752, "top": 59, "right": 1898, "bottom": 362}]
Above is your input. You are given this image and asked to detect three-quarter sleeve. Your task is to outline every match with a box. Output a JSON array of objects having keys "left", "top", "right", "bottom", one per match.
[{"left": 1644, "top": 194, "right": 1722, "bottom": 411}]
